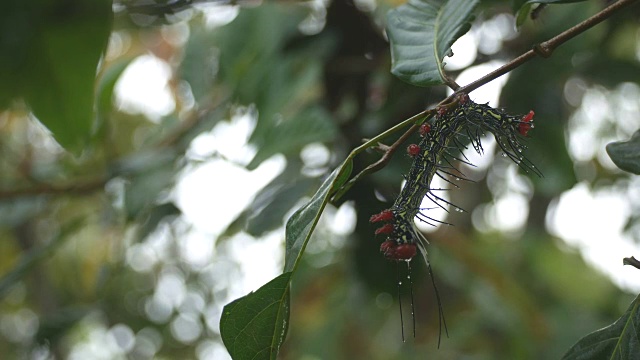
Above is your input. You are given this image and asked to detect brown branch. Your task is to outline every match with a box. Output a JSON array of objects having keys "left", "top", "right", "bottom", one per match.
[
  {"left": 360, "top": 123, "right": 421, "bottom": 174},
  {"left": 623, "top": 256, "right": 640, "bottom": 271},
  {"left": 0, "top": 178, "right": 108, "bottom": 200},
  {"left": 456, "top": 0, "right": 639, "bottom": 95}
]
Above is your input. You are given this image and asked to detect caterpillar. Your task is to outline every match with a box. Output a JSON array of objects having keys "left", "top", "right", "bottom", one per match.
[{"left": 370, "top": 94, "right": 538, "bottom": 343}]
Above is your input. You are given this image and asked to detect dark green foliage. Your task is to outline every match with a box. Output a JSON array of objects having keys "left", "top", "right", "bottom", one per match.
[
  {"left": 607, "top": 130, "right": 640, "bottom": 175},
  {"left": 562, "top": 295, "right": 640, "bottom": 359},
  {"left": 221, "top": 272, "right": 292, "bottom": 360},
  {"left": 0, "top": 0, "right": 113, "bottom": 151},
  {"left": 386, "top": 0, "right": 479, "bottom": 86}
]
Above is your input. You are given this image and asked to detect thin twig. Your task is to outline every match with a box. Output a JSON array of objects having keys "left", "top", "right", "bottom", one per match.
[
  {"left": 623, "top": 256, "right": 640, "bottom": 271},
  {"left": 456, "top": 0, "right": 638, "bottom": 95}
]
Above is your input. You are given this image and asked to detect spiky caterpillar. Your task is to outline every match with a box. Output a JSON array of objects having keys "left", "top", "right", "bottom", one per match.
[
  {"left": 371, "top": 94, "right": 537, "bottom": 262},
  {"left": 369, "top": 95, "right": 536, "bottom": 342}
]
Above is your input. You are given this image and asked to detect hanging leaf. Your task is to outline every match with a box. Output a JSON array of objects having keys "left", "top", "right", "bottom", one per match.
[
  {"left": 0, "top": 0, "right": 114, "bottom": 152},
  {"left": 562, "top": 294, "right": 640, "bottom": 359},
  {"left": 220, "top": 272, "right": 292, "bottom": 360},
  {"left": 606, "top": 130, "right": 640, "bottom": 175},
  {"left": 386, "top": 0, "right": 478, "bottom": 87},
  {"left": 284, "top": 162, "right": 351, "bottom": 272},
  {"left": 220, "top": 162, "right": 351, "bottom": 359}
]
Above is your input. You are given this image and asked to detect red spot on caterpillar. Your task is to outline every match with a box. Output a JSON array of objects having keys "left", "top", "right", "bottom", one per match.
[
  {"left": 458, "top": 94, "right": 470, "bottom": 105},
  {"left": 519, "top": 110, "right": 534, "bottom": 136},
  {"left": 375, "top": 223, "right": 394, "bottom": 235},
  {"left": 419, "top": 124, "right": 431, "bottom": 136},
  {"left": 407, "top": 144, "right": 421, "bottom": 157},
  {"left": 390, "top": 243, "right": 417, "bottom": 260},
  {"left": 370, "top": 210, "right": 394, "bottom": 223},
  {"left": 380, "top": 240, "right": 397, "bottom": 257},
  {"left": 436, "top": 106, "right": 447, "bottom": 117}
]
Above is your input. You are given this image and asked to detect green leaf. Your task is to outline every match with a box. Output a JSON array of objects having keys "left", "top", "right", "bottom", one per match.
[
  {"left": 115, "top": 149, "right": 178, "bottom": 219},
  {"left": 246, "top": 177, "right": 318, "bottom": 237},
  {"left": 248, "top": 106, "right": 337, "bottom": 170},
  {"left": 606, "top": 130, "right": 640, "bottom": 175},
  {"left": 220, "top": 272, "right": 292, "bottom": 360},
  {"left": 220, "top": 162, "right": 350, "bottom": 359},
  {"left": 20, "top": 0, "right": 113, "bottom": 152},
  {"left": 386, "top": 0, "right": 478, "bottom": 87},
  {"left": 136, "top": 202, "right": 181, "bottom": 241},
  {"left": 284, "top": 163, "right": 350, "bottom": 272},
  {"left": 562, "top": 294, "right": 640, "bottom": 359}
]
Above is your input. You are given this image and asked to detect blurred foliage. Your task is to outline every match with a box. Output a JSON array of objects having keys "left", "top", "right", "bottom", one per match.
[
  {"left": 607, "top": 130, "right": 640, "bottom": 174},
  {"left": 0, "top": 0, "right": 639, "bottom": 359}
]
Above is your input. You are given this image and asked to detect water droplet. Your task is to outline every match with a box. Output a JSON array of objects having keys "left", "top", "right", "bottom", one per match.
[
  {"left": 398, "top": 281, "right": 403, "bottom": 285},
  {"left": 455, "top": 178, "right": 460, "bottom": 181}
]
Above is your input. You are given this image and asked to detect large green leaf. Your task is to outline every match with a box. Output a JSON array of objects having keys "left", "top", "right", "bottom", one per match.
[
  {"left": 220, "top": 162, "right": 351, "bottom": 359},
  {"left": 386, "top": 0, "right": 478, "bottom": 87},
  {"left": 220, "top": 272, "right": 292, "bottom": 360},
  {"left": 562, "top": 294, "right": 640, "bottom": 359},
  {"left": 0, "top": 0, "right": 113, "bottom": 152},
  {"left": 606, "top": 130, "right": 640, "bottom": 175}
]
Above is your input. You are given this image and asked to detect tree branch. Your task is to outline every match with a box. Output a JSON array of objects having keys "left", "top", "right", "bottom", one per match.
[
  {"left": 456, "top": 0, "right": 639, "bottom": 95},
  {"left": 0, "top": 178, "right": 108, "bottom": 200}
]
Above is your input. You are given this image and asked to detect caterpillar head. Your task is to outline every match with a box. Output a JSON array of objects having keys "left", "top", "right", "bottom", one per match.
[{"left": 370, "top": 209, "right": 418, "bottom": 261}]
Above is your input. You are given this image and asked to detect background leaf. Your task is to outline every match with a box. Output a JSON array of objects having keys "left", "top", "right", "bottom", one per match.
[
  {"left": 606, "top": 130, "right": 640, "bottom": 175},
  {"left": 513, "top": 0, "right": 590, "bottom": 26},
  {"left": 386, "top": 0, "right": 479, "bottom": 86},
  {"left": 562, "top": 294, "right": 640, "bottom": 359},
  {"left": 1, "top": 0, "right": 114, "bottom": 152}
]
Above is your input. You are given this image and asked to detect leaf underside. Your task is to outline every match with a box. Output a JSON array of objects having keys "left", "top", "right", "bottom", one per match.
[{"left": 386, "top": 0, "right": 478, "bottom": 87}]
